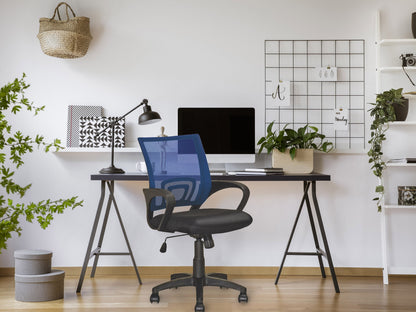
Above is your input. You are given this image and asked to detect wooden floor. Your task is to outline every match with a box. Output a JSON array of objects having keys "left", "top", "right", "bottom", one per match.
[{"left": 1, "top": 275, "right": 416, "bottom": 312}]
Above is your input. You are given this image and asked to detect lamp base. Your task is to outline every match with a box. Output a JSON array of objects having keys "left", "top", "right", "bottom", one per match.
[{"left": 99, "top": 166, "right": 125, "bottom": 174}]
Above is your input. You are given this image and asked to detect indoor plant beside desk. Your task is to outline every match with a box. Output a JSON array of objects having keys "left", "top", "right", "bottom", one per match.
[
  {"left": 257, "top": 122, "right": 333, "bottom": 173},
  {"left": 0, "top": 74, "right": 83, "bottom": 252}
]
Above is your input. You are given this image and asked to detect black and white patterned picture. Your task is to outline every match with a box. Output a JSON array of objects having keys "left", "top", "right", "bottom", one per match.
[{"left": 79, "top": 117, "right": 125, "bottom": 148}]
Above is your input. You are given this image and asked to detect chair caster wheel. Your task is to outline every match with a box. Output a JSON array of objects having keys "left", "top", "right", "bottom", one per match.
[
  {"left": 238, "top": 292, "right": 248, "bottom": 303},
  {"left": 150, "top": 293, "right": 160, "bottom": 303},
  {"left": 195, "top": 302, "right": 205, "bottom": 312}
]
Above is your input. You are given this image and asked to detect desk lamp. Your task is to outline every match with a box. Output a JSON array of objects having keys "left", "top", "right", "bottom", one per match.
[{"left": 97, "top": 99, "right": 161, "bottom": 174}]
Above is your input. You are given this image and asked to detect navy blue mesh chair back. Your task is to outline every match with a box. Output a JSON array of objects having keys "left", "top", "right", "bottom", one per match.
[{"left": 138, "top": 134, "right": 212, "bottom": 211}]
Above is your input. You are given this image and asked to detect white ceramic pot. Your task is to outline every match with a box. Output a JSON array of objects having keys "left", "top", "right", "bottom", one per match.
[{"left": 272, "top": 148, "right": 314, "bottom": 173}]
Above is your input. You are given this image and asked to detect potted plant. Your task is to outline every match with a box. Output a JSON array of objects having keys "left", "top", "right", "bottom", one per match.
[
  {"left": 0, "top": 74, "right": 83, "bottom": 252},
  {"left": 368, "top": 88, "right": 408, "bottom": 211},
  {"left": 257, "top": 122, "right": 334, "bottom": 173}
]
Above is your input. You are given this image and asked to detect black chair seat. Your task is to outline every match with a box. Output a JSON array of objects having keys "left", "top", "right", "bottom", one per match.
[{"left": 150, "top": 208, "right": 252, "bottom": 234}]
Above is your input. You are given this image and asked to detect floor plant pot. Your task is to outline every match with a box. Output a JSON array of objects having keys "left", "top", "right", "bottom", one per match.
[
  {"left": 392, "top": 98, "right": 409, "bottom": 121},
  {"left": 272, "top": 148, "right": 314, "bottom": 173}
]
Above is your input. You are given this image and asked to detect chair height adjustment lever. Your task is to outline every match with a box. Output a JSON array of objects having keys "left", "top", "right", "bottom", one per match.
[
  {"left": 160, "top": 234, "right": 189, "bottom": 253},
  {"left": 203, "top": 235, "right": 215, "bottom": 249}
]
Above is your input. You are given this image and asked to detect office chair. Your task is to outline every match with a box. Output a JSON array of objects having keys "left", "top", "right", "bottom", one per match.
[{"left": 138, "top": 134, "right": 252, "bottom": 312}]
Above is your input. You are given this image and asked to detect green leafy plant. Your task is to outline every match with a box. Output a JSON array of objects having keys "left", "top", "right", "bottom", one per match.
[
  {"left": 0, "top": 74, "right": 83, "bottom": 252},
  {"left": 368, "top": 88, "right": 406, "bottom": 211},
  {"left": 257, "top": 122, "right": 334, "bottom": 159}
]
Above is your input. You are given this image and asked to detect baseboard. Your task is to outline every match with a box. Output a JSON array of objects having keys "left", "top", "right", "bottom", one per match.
[{"left": 0, "top": 266, "right": 383, "bottom": 278}]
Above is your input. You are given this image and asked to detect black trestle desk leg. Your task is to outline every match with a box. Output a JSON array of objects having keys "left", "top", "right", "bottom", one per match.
[
  {"left": 311, "top": 181, "right": 340, "bottom": 293},
  {"left": 90, "top": 181, "right": 114, "bottom": 278},
  {"left": 275, "top": 182, "right": 310, "bottom": 285},
  {"left": 77, "top": 181, "right": 106, "bottom": 293},
  {"left": 108, "top": 181, "right": 142, "bottom": 285},
  {"left": 304, "top": 181, "right": 326, "bottom": 278}
]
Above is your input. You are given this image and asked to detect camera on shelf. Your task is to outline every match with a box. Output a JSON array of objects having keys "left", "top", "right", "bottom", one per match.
[{"left": 400, "top": 53, "right": 416, "bottom": 67}]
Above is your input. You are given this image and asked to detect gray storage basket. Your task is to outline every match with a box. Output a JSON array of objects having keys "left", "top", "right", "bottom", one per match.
[
  {"left": 15, "top": 270, "right": 65, "bottom": 302},
  {"left": 14, "top": 249, "right": 52, "bottom": 275}
]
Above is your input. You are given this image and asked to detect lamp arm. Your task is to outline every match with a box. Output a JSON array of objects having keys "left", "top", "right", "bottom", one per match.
[
  {"left": 117, "top": 98, "right": 148, "bottom": 121},
  {"left": 95, "top": 99, "right": 148, "bottom": 138}
]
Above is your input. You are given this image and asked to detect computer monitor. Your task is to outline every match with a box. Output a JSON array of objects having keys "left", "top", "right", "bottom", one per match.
[{"left": 178, "top": 107, "right": 255, "bottom": 163}]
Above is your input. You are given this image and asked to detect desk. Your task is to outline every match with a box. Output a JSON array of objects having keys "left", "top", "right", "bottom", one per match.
[{"left": 76, "top": 172, "right": 339, "bottom": 293}]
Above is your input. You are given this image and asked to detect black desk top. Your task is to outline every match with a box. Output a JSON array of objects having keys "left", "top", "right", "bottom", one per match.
[{"left": 91, "top": 172, "right": 330, "bottom": 182}]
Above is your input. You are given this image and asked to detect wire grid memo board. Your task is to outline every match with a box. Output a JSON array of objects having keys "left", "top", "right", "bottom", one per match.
[{"left": 264, "top": 40, "right": 366, "bottom": 151}]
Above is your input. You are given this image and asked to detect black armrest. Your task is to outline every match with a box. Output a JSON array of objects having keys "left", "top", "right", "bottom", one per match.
[
  {"left": 143, "top": 188, "right": 176, "bottom": 231},
  {"left": 190, "top": 180, "right": 250, "bottom": 211}
]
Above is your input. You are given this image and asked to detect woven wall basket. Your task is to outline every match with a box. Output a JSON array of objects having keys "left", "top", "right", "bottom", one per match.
[{"left": 37, "top": 2, "right": 92, "bottom": 59}]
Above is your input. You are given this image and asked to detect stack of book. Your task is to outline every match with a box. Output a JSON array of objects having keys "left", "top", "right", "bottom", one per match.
[{"left": 227, "top": 168, "right": 284, "bottom": 175}]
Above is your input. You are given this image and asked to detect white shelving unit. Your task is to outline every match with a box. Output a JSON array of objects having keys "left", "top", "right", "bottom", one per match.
[{"left": 375, "top": 11, "right": 416, "bottom": 285}]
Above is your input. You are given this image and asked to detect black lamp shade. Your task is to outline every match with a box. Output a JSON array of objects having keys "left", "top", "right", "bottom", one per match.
[{"left": 139, "top": 105, "right": 162, "bottom": 125}]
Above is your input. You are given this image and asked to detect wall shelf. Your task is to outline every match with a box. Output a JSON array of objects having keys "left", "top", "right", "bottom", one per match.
[{"left": 56, "top": 147, "right": 139, "bottom": 153}]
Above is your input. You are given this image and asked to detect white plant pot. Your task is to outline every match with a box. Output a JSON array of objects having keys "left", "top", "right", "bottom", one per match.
[{"left": 272, "top": 149, "right": 314, "bottom": 173}]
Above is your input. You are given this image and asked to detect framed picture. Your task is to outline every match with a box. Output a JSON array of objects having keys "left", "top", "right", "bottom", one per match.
[{"left": 79, "top": 116, "right": 125, "bottom": 148}]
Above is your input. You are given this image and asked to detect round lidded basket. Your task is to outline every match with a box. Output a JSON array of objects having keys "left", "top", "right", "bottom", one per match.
[
  {"left": 15, "top": 270, "right": 65, "bottom": 302},
  {"left": 14, "top": 249, "right": 52, "bottom": 275}
]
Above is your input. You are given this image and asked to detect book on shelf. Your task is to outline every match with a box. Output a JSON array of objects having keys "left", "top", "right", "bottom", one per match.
[
  {"left": 227, "top": 170, "right": 283, "bottom": 176},
  {"left": 244, "top": 167, "right": 284, "bottom": 173},
  {"left": 210, "top": 170, "right": 227, "bottom": 176},
  {"left": 387, "top": 158, "right": 416, "bottom": 164}
]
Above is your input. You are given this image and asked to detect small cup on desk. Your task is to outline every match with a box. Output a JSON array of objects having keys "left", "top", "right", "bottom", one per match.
[{"left": 136, "top": 161, "right": 147, "bottom": 173}]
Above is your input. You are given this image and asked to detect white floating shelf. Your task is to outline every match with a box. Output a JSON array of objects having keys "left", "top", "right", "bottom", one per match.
[{"left": 56, "top": 147, "right": 139, "bottom": 153}]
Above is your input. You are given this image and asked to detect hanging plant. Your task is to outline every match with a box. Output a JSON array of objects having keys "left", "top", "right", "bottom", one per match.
[
  {"left": 0, "top": 74, "right": 83, "bottom": 252},
  {"left": 368, "top": 88, "right": 406, "bottom": 211}
]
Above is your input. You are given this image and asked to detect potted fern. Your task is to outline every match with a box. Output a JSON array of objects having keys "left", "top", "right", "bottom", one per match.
[{"left": 257, "top": 122, "right": 333, "bottom": 173}]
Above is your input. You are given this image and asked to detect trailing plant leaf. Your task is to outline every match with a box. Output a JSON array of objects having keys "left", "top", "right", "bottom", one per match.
[
  {"left": 0, "top": 74, "right": 83, "bottom": 252},
  {"left": 257, "top": 122, "right": 334, "bottom": 159},
  {"left": 368, "top": 88, "right": 405, "bottom": 211}
]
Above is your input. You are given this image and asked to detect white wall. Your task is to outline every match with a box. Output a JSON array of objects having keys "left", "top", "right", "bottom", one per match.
[{"left": 1, "top": 0, "right": 416, "bottom": 270}]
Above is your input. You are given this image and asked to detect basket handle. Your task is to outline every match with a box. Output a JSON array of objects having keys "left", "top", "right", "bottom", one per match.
[{"left": 50, "top": 2, "right": 76, "bottom": 21}]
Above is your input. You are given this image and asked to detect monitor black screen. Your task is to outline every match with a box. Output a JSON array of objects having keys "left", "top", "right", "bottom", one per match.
[{"left": 178, "top": 107, "right": 255, "bottom": 154}]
